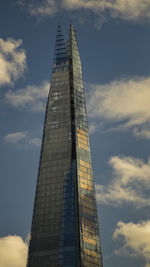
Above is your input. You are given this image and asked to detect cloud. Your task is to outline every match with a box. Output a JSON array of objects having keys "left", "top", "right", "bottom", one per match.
[
  {"left": 113, "top": 220, "right": 150, "bottom": 267},
  {"left": 89, "top": 122, "right": 99, "bottom": 134},
  {"left": 5, "top": 80, "right": 49, "bottom": 112},
  {"left": 88, "top": 121, "right": 104, "bottom": 134},
  {"left": 18, "top": 0, "right": 150, "bottom": 24},
  {"left": 96, "top": 156, "right": 150, "bottom": 207},
  {"left": 4, "top": 131, "right": 41, "bottom": 147},
  {"left": 133, "top": 127, "right": 150, "bottom": 140},
  {"left": 0, "top": 37, "right": 26, "bottom": 86},
  {"left": 63, "top": 0, "right": 150, "bottom": 22},
  {"left": 4, "top": 131, "right": 28, "bottom": 144},
  {"left": 88, "top": 77, "right": 150, "bottom": 136},
  {"left": 28, "top": 137, "right": 41, "bottom": 147},
  {"left": 28, "top": 0, "right": 57, "bottom": 17},
  {"left": 0, "top": 235, "right": 28, "bottom": 267}
]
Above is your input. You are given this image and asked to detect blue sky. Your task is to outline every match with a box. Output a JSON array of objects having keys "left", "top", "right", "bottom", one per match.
[{"left": 1, "top": 0, "right": 150, "bottom": 266}]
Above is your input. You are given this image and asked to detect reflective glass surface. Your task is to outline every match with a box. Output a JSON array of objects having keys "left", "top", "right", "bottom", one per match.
[{"left": 27, "top": 25, "right": 103, "bottom": 267}]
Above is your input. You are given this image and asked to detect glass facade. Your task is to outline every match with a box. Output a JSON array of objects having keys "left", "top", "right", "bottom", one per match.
[{"left": 27, "top": 25, "right": 103, "bottom": 267}]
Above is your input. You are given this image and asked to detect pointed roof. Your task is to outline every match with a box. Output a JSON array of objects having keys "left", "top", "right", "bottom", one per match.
[
  {"left": 69, "top": 24, "right": 78, "bottom": 47},
  {"left": 53, "top": 25, "right": 67, "bottom": 66},
  {"left": 69, "top": 24, "right": 74, "bottom": 41}
]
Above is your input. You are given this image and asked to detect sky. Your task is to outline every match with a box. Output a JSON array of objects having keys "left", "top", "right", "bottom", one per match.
[{"left": 0, "top": 0, "right": 150, "bottom": 266}]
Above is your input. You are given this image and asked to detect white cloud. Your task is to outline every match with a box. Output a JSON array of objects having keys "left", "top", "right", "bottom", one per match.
[
  {"left": 0, "top": 235, "right": 28, "bottom": 267},
  {"left": 0, "top": 37, "right": 26, "bottom": 86},
  {"left": 96, "top": 156, "right": 150, "bottom": 207},
  {"left": 28, "top": 0, "right": 57, "bottom": 17},
  {"left": 4, "top": 131, "right": 28, "bottom": 144},
  {"left": 88, "top": 77, "right": 150, "bottom": 136},
  {"left": 133, "top": 127, "right": 150, "bottom": 140},
  {"left": 4, "top": 131, "right": 41, "bottom": 147},
  {"left": 28, "top": 137, "right": 41, "bottom": 147},
  {"left": 19, "top": 0, "right": 150, "bottom": 23},
  {"left": 113, "top": 220, "right": 150, "bottom": 267},
  {"left": 63, "top": 0, "right": 150, "bottom": 21},
  {"left": 5, "top": 80, "right": 49, "bottom": 112},
  {"left": 89, "top": 122, "right": 98, "bottom": 134}
]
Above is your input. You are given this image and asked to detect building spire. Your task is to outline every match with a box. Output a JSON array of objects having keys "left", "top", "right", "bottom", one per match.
[
  {"left": 69, "top": 24, "right": 78, "bottom": 50},
  {"left": 53, "top": 25, "right": 67, "bottom": 66},
  {"left": 69, "top": 23, "right": 74, "bottom": 39},
  {"left": 27, "top": 25, "right": 103, "bottom": 267}
]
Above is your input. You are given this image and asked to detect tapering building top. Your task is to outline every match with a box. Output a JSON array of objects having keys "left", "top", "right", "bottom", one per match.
[
  {"left": 27, "top": 25, "right": 103, "bottom": 267},
  {"left": 53, "top": 26, "right": 67, "bottom": 66}
]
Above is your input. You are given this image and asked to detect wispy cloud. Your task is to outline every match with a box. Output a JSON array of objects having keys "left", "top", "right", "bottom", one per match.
[
  {"left": 113, "top": 220, "right": 150, "bottom": 267},
  {"left": 17, "top": 0, "right": 57, "bottom": 17},
  {"left": 88, "top": 77, "right": 150, "bottom": 137},
  {"left": 28, "top": 0, "right": 57, "bottom": 17},
  {"left": 0, "top": 235, "right": 28, "bottom": 267},
  {"left": 96, "top": 156, "right": 150, "bottom": 207},
  {"left": 63, "top": 0, "right": 150, "bottom": 22},
  {"left": 4, "top": 131, "right": 28, "bottom": 144},
  {"left": 18, "top": 0, "right": 150, "bottom": 24},
  {"left": 0, "top": 37, "right": 26, "bottom": 87},
  {"left": 5, "top": 80, "right": 49, "bottom": 112},
  {"left": 89, "top": 122, "right": 99, "bottom": 134},
  {"left": 133, "top": 127, "right": 150, "bottom": 140},
  {"left": 4, "top": 131, "right": 41, "bottom": 147}
]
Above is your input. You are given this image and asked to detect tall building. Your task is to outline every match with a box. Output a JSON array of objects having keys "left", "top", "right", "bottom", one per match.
[{"left": 27, "top": 25, "right": 103, "bottom": 267}]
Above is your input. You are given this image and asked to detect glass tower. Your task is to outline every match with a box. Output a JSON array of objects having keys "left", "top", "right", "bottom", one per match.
[{"left": 27, "top": 25, "right": 103, "bottom": 267}]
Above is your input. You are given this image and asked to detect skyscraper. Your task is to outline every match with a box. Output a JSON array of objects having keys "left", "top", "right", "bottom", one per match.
[{"left": 27, "top": 25, "right": 103, "bottom": 267}]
